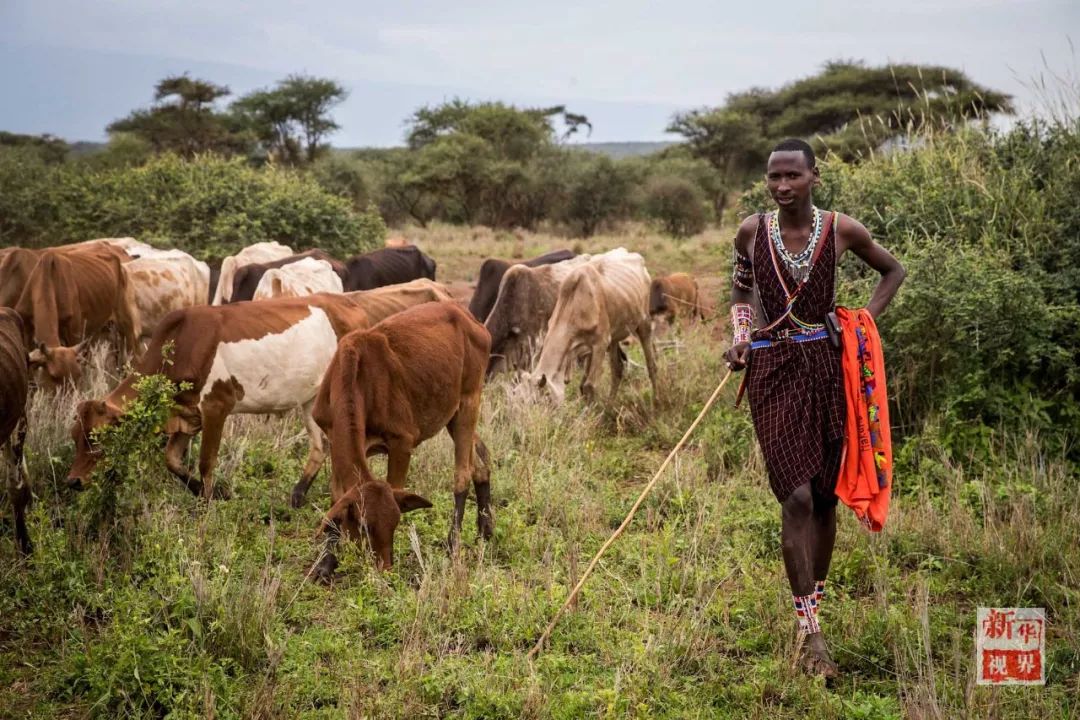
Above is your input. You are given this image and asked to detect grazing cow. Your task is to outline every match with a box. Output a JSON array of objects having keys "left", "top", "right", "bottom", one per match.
[
  {"left": 211, "top": 241, "right": 294, "bottom": 305},
  {"left": 126, "top": 251, "right": 211, "bottom": 340},
  {"left": 0, "top": 241, "right": 131, "bottom": 309},
  {"left": 253, "top": 257, "right": 344, "bottom": 300},
  {"left": 16, "top": 244, "right": 140, "bottom": 389},
  {"left": 0, "top": 309, "right": 30, "bottom": 554},
  {"left": 67, "top": 293, "right": 373, "bottom": 500},
  {"left": 343, "top": 246, "right": 436, "bottom": 292},
  {"left": 532, "top": 248, "right": 659, "bottom": 404},
  {"left": 467, "top": 249, "right": 576, "bottom": 322},
  {"left": 484, "top": 254, "right": 592, "bottom": 374},
  {"left": 310, "top": 301, "right": 492, "bottom": 579},
  {"left": 230, "top": 249, "right": 346, "bottom": 303},
  {"left": 649, "top": 273, "right": 704, "bottom": 328}
]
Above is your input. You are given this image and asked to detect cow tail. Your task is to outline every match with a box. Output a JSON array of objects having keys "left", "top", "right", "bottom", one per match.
[{"left": 117, "top": 262, "right": 142, "bottom": 350}]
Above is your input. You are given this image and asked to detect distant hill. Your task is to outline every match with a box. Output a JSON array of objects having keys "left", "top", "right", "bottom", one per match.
[{"left": 569, "top": 141, "right": 676, "bottom": 159}]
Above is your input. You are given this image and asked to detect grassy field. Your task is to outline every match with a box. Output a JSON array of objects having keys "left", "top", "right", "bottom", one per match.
[{"left": 1, "top": 224, "right": 1077, "bottom": 718}]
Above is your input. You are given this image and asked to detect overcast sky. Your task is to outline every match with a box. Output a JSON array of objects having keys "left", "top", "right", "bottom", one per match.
[{"left": 1, "top": 0, "right": 1077, "bottom": 147}]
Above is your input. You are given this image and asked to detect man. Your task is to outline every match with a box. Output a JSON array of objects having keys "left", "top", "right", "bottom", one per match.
[{"left": 724, "top": 138, "right": 906, "bottom": 677}]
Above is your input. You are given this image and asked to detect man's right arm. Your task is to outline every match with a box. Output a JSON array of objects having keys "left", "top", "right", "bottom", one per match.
[{"left": 724, "top": 215, "right": 758, "bottom": 370}]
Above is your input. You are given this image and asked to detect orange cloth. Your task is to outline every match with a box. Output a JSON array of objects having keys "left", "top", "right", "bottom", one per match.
[{"left": 836, "top": 307, "right": 892, "bottom": 531}]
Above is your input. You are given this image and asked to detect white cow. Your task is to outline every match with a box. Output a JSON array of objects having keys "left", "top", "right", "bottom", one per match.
[
  {"left": 211, "top": 241, "right": 294, "bottom": 305},
  {"left": 253, "top": 257, "right": 344, "bottom": 300},
  {"left": 532, "top": 248, "right": 658, "bottom": 404},
  {"left": 125, "top": 251, "right": 211, "bottom": 339}
]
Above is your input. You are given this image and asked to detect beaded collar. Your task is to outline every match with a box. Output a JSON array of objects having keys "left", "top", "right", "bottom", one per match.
[{"left": 769, "top": 206, "right": 822, "bottom": 284}]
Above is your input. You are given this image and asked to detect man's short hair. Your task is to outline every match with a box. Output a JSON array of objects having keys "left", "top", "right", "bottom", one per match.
[{"left": 771, "top": 138, "right": 816, "bottom": 169}]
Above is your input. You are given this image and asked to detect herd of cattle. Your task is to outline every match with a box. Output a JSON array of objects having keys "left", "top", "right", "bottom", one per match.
[{"left": 0, "top": 237, "right": 708, "bottom": 578}]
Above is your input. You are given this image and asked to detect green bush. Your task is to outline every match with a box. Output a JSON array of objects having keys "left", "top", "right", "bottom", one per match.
[
  {"left": 642, "top": 175, "right": 709, "bottom": 238},
  {"left": 1, "top": 151, "right": 381, "bottom": 259}
]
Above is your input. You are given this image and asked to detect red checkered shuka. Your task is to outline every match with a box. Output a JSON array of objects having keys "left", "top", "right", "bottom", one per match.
[{"left": 746, "top": 212, "right": 845, "bottom": 502}]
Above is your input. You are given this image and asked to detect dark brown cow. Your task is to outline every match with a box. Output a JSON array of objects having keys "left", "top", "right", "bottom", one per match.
[
  {"left": 15, "top": 243, "right": 140, "bottom": 388},
  {"left": 227, "top": 249, "right": 347, "bottom": 303},
  {"left": 649, "top": 272, "right": 704, "bottom": 327},
  {"left": 343, "top": 246, "right": 436, "bottom": 292},
  {"left": 467, "top": 249, "right": 576, "bottom": 322},
  {"left": 0, "top": 309, "right": 30, "bottom": 554},
  {"left": 67, "top": 294, "right": 372, "bottom": 500},
  {"left": 311, "top": 301, "right": 491, "bottom": 579}
]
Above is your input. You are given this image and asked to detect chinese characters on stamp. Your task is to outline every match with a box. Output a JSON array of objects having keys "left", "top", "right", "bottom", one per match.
[{"left": 976, "top": 607, "right": 1046, "bottom": 686}]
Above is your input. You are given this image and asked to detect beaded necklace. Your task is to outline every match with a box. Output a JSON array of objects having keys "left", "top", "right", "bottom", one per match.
[{"left": 769, "top": 206, "right": 822, "bottom": 284}]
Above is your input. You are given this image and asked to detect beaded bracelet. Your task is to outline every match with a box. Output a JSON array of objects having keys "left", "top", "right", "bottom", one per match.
[
  {"left": 731, "top": 303, "right": 754, "bottom": 346},
  {"left": 732, "top": 250, "right": 753, "bottom": 291}
]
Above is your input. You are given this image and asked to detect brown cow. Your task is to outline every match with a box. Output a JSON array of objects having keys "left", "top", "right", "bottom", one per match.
[
  {"left": 0, "top": 240, "right": 131, "bottom": 310},
  {"left": 467, "top": 249, "right": 576, "bottom": 322},
  {"left": 310, "top": 301, "right": 491, "bottom": 579},
  {"left": 68, "top": 294, "right": 372, "bottom": 500},
  {"left": 0, "top": 309, "right": 31, "bottom": 554},
  {"left": 16, "top": 243, "right": 140, "bottom": 388},
  {"left": 484, "top": 254, "right": 591, "bottom": 374},
  {"left": 649, "top": 272, "right": 704, "bottom": 328}
]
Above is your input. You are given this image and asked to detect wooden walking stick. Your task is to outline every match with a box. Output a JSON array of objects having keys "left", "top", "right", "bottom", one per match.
[{"left": 527, "top": 369, "right": 735, "bottom": 660}]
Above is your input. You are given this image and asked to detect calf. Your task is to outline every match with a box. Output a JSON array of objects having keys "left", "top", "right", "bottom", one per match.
[
  {"left": 311, "top": 301, "right": 492, "bottom": 579},
  {"left": 253, "top": 257, "right": 344, "bottom": 300},
  {"left": 231, "top": 249, "right": 346, "bottom": 303},
  {"left": 67, "top": 294, "right": 372, "bottom": 500},
  {"left": 0, "top": 309, "right": 30, "bottom": 554},
  {"left": 16, "top": 243, "right": 140, "bottom": 389},
  {"left": 649, "top": 272, "right": 704, "bottom": 328},
  {"left": 484, "top": 254, "right": 591, "bottom": 374},
  {"left": 533, "top": 248, "right": 659, "bottom": 404},
  {"left": 342, "top": 245, "right": 436, "bottom": 292},
  {"left": 126, "top": 251, "right": 211, "bottom": 340},
  {"left": 467, "top": 249, "right": 576, "bottom": 322},
  {"left": 211, "top": 241, "right": 294, "bottom": 305}
]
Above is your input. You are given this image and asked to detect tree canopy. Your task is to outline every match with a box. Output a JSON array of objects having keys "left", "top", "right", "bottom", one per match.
[
  {"left": 669, "top": 60, "right": 1014, "bottom": 183},
  {"left": 232, "top": 75, "right": 348, "bottom": 164}
]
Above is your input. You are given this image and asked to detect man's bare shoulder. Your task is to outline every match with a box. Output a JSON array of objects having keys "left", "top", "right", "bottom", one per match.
[
  {"left": 734, "top": 214, "right": 760, "bottom": 254},
  {"left": 833, "top": 212, "right": 872, "bottom": 253}
]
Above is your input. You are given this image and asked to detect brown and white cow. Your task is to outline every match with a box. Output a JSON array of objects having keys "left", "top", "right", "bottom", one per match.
[
  {"left": 211, "top": 241, "right": 294, "bottom": 305},
  {"left": 126, "top": 251, "right": 211, "bottom": 340},
  {"left": 532, "top": 248, "right": 659, "bottom": 404},
  {"left": 67, "top": 293, "right": 372, "bottom": 500},
  {"left": 253, "top": 257, "right": 344, "bottom": 301},
  {"left": 484, "top": 254, "right": 591, "bottom": 374},
  {"left": 311, "top": 301, "right": 492, "bottom": 579},
  {"left": 231, "top": 249, "right": 346, "bottom": 303},
  {"left": 0, "top": 309, "right": 31, "bottom": 554},
  {"left": 649, "top": 272, "right": 704, "bottom": 331},
  {"left": 467, "top": 249, "right": 576, "bottom": 322},
  {"left": 15, "top": 243, "right": 140, "bottom": 389}
]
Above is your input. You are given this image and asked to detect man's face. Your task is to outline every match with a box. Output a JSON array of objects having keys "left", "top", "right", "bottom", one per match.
[{"left": 766, "top": 151, "right": 819, "bottom": 209}]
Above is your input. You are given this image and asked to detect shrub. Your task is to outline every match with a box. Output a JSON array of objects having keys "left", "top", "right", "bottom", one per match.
[{"left": 642, "top": 175, "right": 709, "bottom": 238}]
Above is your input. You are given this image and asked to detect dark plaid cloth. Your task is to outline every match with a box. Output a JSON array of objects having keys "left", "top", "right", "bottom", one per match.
[{"left": 746, "top": 213, "right": 846, "bottom": 502}]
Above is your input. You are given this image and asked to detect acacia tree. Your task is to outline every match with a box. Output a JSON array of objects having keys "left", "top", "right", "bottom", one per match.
[
  {"left": 670, "top": 60, "right": 1014, "bottom": 184},
  {"left": 108, "top": 75, "right": 249, "bottom": 157},
  {"left": 233, "top": 75, "right": 348, "bottom": 164}
]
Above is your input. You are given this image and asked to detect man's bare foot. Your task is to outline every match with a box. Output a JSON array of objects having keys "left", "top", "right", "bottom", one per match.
[{"left": 801, "top": 632, "right": 839, "bottom": 679}]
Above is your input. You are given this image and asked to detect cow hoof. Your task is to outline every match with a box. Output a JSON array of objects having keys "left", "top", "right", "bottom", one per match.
[
  {"left": 312, "top": 554, "right": 339, "bottom": 584},
  {"left": 289, "top": 484, "right": 307, "bottom": 509},
  {"left": 477, "top": 514, "right": 494, "bottom": 541},
  {"left": 445, "top": 533, "right": 462, "bottom": 556}
]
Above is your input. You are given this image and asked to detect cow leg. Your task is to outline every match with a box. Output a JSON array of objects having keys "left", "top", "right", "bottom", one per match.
[
  {"left": 165, "top": 431, "right": 203, "bottom": 496},
  {"left": 607, "top": 341, "right": 626, "bottom": 400},
  {"left": 6, "top": 419, "right": 31, "bottom": 556},
  {"left": 446, "top": 398, "right": 481, "bottom": 551},
  {"left": 313, "top": 524, "right": 341, "bottom": 584},
  {"left": 197, "top": 392, "right": 237, "bottom": 501},
  {"left": 472, "top": 437, "right": 494, "bottom": 541},
  {"left": 636, "top": 319, "right": 660, "bottom": 403},
  {"left": 291, "top": 400, "right": 327, "bottom": 508},
  {"left": 386, "top": 438, "right": 413, "bottom": 489}
]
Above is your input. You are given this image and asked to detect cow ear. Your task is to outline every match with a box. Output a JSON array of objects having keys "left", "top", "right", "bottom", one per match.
[{"left": 393, "top": 489, "right": 433, "bottom": 513}]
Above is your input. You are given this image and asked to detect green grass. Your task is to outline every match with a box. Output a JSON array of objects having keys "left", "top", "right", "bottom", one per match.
[{"left": 0, "top": 226, "right": 1076, "bottom": 718}]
